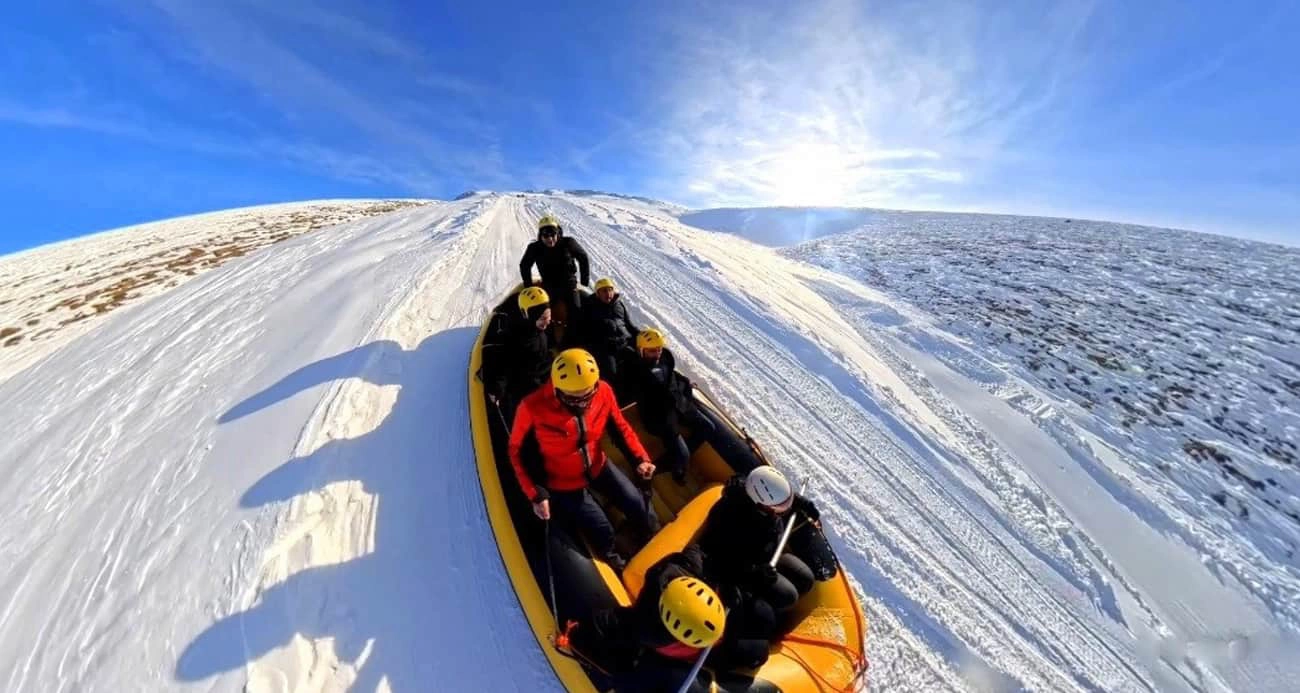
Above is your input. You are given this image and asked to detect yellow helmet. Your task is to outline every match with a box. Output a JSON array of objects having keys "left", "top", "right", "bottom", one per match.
[
  {"left": 636, "top": 328, "right": 666, "bottom": 351},
  {"left": 593, "top": 277, "right": 616, "bottom": 292},
  {"left": 537, "top": 214, "right": 561, "bottom": 232},
  {"left": 517, "top": 287, "right": 550, "bottom": 315},
  {"left": 659, "top": 577, "right": 725, "bottom": 648},
  {"left": 551, "top": 348, "right": 600, "bottom": 394}
]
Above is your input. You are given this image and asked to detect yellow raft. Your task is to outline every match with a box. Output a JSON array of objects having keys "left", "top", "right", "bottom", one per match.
[{"left": 469, "top": 286, "right": 868, "bottom": 692}]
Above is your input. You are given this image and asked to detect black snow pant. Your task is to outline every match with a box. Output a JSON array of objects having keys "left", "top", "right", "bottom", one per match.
[
  {"left": 549, "top": 463, "right": 659, "bottom": 571},
  {"left": 713, "top": 592, "right": 777, "bottom": 669},
  {"left": 591, "top": 345, "right": 634, "bottom": 396},
  {"left": 543, "top": 280, "right": 583, "bottom": 345},
  {"left": 757, "top": 553, "right": 816, "bottom": 612},
  {"left": 498, "top": 379, "right": 547, "bottom": 431},
  {"left": 649, "top": 406, "right": 717, "bottom": 481},
  {"left": 614, "top": 655, "right": 709, "bottom": 693}
]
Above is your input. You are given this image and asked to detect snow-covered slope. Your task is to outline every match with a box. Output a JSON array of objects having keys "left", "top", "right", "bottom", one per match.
[
  {"left": 1, "top": 193, "right": 1296, "bottom": 692},
  {"left": 0, "top": 199, "right": 428, "bottom": 384},
  {"left": 781, "top": 212, "right": 1300, "bottom": 600},
  {"left": 679, "top": 206, "right": 887, "bottom": 247}
]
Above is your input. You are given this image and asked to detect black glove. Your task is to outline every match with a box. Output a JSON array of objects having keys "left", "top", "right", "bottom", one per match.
[
  {"left": 719, "top": 583, "right": 743, "bottom": 609},
  {"left": 745, "top": 563, "right": 778, "bottom": 587},
  {"left": 793, "top": 495, "right": 820, "bottom": 522}
]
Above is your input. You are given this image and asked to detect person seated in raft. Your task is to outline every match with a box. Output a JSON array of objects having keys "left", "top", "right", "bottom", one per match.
[
  {"left": 518, "top": 213, "right": 590, "bottom": 336},
  {"left": 565, "top": 543, "right": 776, "bottom": 692},
  {"left": 508, "top": 349, "right": 660, "bottom": 573},
  {"left": 576, "top": 276, "right": 640, "bottom": 391},
  {"left": 697, "top": 466, "right": 825, "bottom": 615},
  {"left": 617, "top": 328, "right": 717, "bottom": 484},
  {"left": 481, "top": 286, "right": 556, "bottom": 422}
]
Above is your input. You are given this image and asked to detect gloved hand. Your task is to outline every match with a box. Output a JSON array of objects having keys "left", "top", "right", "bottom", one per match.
[
  {"left": 793, "top": 495, "right": 820, "bottom": 522},
  {"left": 719, "top": 583, "right": 744, "bottom": 608},
  {"left": 745, "top": 562, "right": 778, "bottom": 587}
]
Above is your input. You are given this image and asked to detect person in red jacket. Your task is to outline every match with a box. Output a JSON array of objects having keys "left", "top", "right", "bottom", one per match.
[{"left": 509, "top": 348, "right": 660, "bottom": 571}]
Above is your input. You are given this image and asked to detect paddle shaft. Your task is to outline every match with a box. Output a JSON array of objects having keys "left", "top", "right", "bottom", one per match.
[
  {"left": 544, "top": 521, "right": 559, "bottom": 630},
  {"left": 770, "top": 478, "right": 810, "bottom": 568},
  {"left": 675, "top": 640, "right": 714, "bottom": 693},
  {"left": 493, "top": 398, "right": 561, "bottom": 634},
  {"left": 490, "top": 396, "right": 511, "bottom": 434}
]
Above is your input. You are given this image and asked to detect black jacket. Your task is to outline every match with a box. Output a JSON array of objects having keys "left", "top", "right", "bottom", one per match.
[
  {"left": 588, "top": 544, "right": 726, "bottom": 656},
  {"left": 480, "top": 309, "right": 553, "bottom": 398},
  {"left": 519, "top": 230, "right": 590, "bottom": 288},
  {"left": 619, "top": 347, "right": 693, "bottom": 434},
  {"left": 580, "top": 293, "right": 639, "bottom": 352},
  {"left": 698, "top": 475, "right": 818, "bottom": 590}
]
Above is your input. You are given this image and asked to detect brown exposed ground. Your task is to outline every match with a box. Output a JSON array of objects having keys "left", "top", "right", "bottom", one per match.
[{"left": 0, "top": 200, "right": 428, "bottom": 379}]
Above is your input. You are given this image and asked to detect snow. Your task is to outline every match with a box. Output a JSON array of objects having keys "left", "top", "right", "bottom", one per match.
[
  {"left": 0, "top": 199, "right": 429, "bottom": 384},
  {"left": 678, "top": 206, "right": 886, "bottom": 247},
  {"left": 1, "top": 193, "right": 1297, "bottom": 692},
  {"left": 781, "top": 212, "right": 1300, "bottom": 627}
]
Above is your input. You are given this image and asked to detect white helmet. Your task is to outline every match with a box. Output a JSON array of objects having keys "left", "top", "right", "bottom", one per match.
[{"left": 745, "top": 466, "right": 792, "bottom": 508}]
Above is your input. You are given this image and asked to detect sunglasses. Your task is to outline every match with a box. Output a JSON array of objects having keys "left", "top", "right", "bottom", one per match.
[
  {"left": 540, "top": 226, "right": 560, "bottom": 237},
  {"left": 557, "top": 387, "right": 597, "bottom": 408}
]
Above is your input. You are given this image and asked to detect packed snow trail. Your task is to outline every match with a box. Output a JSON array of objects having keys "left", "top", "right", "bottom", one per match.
[
  {"left": 0, "top": 197, "right": 555, "bottom": 692},
  {"left": 0, "top": 191, "right": 1295, "bottom": 692},
  {"left": 557, "top": 193, "right": 1299, "bottom": 692},
  {"left": 556, "top": 196, "right": 1143, "bottom": 691}
]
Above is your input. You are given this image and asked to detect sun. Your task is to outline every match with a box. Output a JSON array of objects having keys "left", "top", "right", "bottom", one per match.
[{"left": 764, "top": 141, "right": 855, "bottom": 206}]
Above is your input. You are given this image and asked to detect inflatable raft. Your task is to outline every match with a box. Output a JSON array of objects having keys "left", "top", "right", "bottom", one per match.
[{"left": 469, "top": 285, "right": 868, "bottom": 692}]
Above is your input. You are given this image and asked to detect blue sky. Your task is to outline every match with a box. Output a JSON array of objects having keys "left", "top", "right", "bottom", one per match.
[{"left": 1, "top": 0, "right": 1297, "bottom": 254}]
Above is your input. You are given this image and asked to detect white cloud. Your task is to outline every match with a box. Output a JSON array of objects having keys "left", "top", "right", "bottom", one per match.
[
  {"left": 648, "top": 0, "right": 1100, "bottom": 209},
  {"left": 0, "top": 103, "right": 148, "bottom": 138},
  {"left": 0, "top": 98, "right": 443, "bottom": 191},
  {"left": 8, "top": 0, "right": 518, "bottom": 193}
]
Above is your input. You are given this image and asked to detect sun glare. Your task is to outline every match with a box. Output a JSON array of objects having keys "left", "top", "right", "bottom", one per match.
[{"left": 765, "top": 142, "right": 855, "bottom": 206}]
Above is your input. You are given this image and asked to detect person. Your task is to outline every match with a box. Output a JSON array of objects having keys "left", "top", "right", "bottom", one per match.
[
  {"left": 518, "top": 214, "right": 590, "bottom": 333},
  {"left": 565, "top": 543, "right": 775, "bottom": 692},
  {"left": 697, "top": 466, "right": 823, "bottom": 614},
  {"left": 481, "top": 286, "right": 555, "bottom": 422},
  {"left": 618, "top": 328, "right": 716, "bottom": 484},
  {"left": 577, "top": 277, "right": 640, "bottom": 390},
  {"left": 508, "top": 348, "right": 660, "bottom": 572}
]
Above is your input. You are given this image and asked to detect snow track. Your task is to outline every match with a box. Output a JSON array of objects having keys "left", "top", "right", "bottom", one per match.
[
  {"left": 555, "top": 197, "right": 1152, "bottom": 691},
  {"left": 0, "top": 192, "right": 1293, "bottom": 692}
]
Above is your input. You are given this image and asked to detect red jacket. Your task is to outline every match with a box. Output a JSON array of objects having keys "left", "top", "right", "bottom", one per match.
[{"left": 508, "top": 381, "right": 649, "bottom": 502}]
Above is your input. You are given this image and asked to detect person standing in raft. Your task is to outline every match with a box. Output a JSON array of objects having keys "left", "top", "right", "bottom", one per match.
[
  {"left": 508, "top": 348, "right": 659, "bottom": 572},
  {"left": 481, "top": 286, "right": 555, "bottom": 422},
  {"left": 698, "top": 466, "right": 826, "bottom": 615},
  {"left": 564, "top": 543, "right": 775, "bottom": 692},
  {"left": 518, "top": 214, "right": 590, "bottom": 335}
]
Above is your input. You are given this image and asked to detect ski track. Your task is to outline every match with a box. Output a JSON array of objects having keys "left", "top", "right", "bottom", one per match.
[
  {"left": 562, "top": 195, "right": 1299, "bottom": 692},
  {"left": 2, "top": 192, "right": 1294, "bottom": 692},
  {"left": 556, "top": 197, "right": 1151, "bottom": 692}
]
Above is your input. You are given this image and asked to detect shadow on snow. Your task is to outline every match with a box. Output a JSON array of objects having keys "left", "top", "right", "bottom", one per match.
[{"left": 179, "top": 327, "right": 551, "bottom": 691}]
